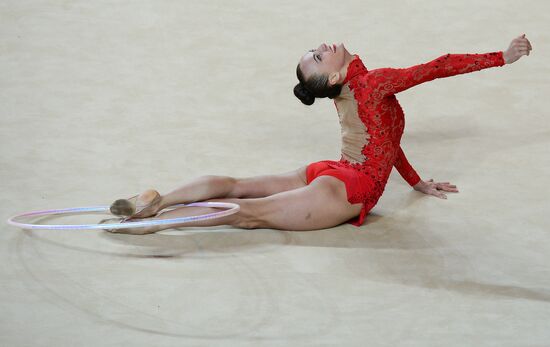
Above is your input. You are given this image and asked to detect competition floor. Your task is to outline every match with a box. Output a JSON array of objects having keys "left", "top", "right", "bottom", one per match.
[{"left": 1, "top": 1, "right": 549, "bottom": 346}]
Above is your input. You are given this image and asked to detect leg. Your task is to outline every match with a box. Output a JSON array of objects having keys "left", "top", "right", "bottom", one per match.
[
  {"left": 111, "top": 175, "right": 362, "bottom": 234},
  {"left": 134, "top": 166, "right": 308, "bottom": 217},
  {"left": 228, "top": 165, "right": 308, "bottom": 198},
  {"left": 252, "top": 175, "right": 364, "bottom": 230},
  {"left": 110, "top": 201, "right": 247, "bottom": 234}
]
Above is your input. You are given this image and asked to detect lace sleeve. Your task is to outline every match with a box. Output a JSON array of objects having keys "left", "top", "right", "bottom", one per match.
[
  {"left": 370, "top": 51, "right": 505, "bottom": 97},
  {"left": 394, "top": 146, "right": 421, "bottom": 187}
]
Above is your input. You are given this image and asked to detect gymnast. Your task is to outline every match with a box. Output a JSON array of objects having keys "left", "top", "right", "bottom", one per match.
[{"left": 102, "top": 34, "right": 532, "bottom": 234}]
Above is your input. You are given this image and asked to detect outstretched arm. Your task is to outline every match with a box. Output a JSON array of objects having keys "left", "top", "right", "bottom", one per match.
[
  {"left": 370, "top": 34, "right": 532, "bottom": 98},
  {"left": 394, "top": 146, "right": 459, "bottom": 199}
]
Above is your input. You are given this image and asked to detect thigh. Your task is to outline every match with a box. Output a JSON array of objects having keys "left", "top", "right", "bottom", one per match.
[
  {"left": 254, "top": 175, "right": 363, "bottom": 231},
  {"left": 230, "top": 165, "right": 308, "bottom": 199}
]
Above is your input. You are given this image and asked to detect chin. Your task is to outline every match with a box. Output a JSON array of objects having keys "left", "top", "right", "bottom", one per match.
[
  {"left": 341, "top": 43, "right": 350, "bottom": 55},
  {"left": 337, "top": 43, "right": 348, "bottom": 56},
  {"left": 338, "top": 43, "right": 349, "bottom": 60}
]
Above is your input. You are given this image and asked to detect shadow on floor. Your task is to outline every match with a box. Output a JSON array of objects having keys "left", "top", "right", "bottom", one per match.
[{"left": 17, "top": 211, "right": 550, "bottom": 305}]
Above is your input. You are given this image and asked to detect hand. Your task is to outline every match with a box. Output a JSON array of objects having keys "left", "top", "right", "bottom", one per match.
[
  {"left": 413, "top": 179, "right": 459, "bottom": 199},
  {"left": 503, "top": 34, "right": 532, "bottom": 64}
]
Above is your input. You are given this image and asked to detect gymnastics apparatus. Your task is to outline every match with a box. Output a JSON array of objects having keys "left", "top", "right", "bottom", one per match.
[{"left": 7, "top": 202, "right": 240, "bottom": 231}]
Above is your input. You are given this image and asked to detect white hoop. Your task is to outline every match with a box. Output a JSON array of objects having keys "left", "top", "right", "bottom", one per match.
[{"left": 6, "top": 202, "right": 240, "bottom": 231}]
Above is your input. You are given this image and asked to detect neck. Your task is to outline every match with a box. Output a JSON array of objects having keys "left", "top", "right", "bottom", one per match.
[{"left": 339, "top": 52, "right": 357, "bottom": 83}]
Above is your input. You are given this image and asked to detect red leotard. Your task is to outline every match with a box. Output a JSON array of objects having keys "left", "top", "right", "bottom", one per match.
[{"left": 306, "top": 51, "right": 506, "bottom": 226}]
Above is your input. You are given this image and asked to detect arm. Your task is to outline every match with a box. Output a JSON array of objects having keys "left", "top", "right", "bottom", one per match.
[
  {"left": 371, "top": 34, "right": 532, "bottom": 98},
  {"left": 394, "top": 146, "right": 421, "bottom": 187},
  {"left": 371, "top": 51, "right": 505, "bottom": 98},
  {"left": 395, "top": 146, "right": 459, "bottom": 199}
]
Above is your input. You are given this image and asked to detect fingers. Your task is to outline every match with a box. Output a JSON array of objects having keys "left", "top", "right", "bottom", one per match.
[
  {"left": 439, "top": 186, "right": 459, "bottom": 192},
  {"left": 425, "top": 179, "right": 459, "bottom": 197},
  {"left": 437, "top": 185, "right": 459, "bottom": 192},
  {"left": 516, "top": 44, "right": 532, "bottom": 56},
  {"left": 514, "top": 34, "right": 533, "bottom": 53},
  {"left": 435, "top": 182, "right": 457, "bottom": 187},
  {"left": 429, "top": 180, "right": 459, "bottom": 193},
  {"left": 431, "top": 190, "right": 447, "bottom": 199},
  {"left": 427, "top": 184, "right": 459, "bottom": 197},
  {"left": 513, "top": 35, "right": 531, "bottom": 45},
  {"left": 520, "top": 40, "right": 532, "bottom": 50}
]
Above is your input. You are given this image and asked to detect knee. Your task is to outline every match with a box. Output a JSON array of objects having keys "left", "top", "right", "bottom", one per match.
[
  {"left": 232, "top": 200, "right": 266, "bottom": 229},
  {"left": 200, "top": 175, "right": 237, "bottom": 193},
  {"left": 235, "top": 218, "right": 260, "bottom": 229},
  {"left": 200, "top": 175, "right": 236, "bottom": 185},
  {"left": 234, "top": 212, "right": 264, "bottom": 229}
]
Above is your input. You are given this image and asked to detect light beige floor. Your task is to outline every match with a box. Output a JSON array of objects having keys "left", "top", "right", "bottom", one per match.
[{"left": 1, "top": 1, "right": 549, "bottom": 346}]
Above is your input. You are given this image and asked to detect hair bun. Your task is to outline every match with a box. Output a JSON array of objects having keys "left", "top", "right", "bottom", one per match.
[{"left": 293, "top": 83, "right": 315, "bottom": 106}]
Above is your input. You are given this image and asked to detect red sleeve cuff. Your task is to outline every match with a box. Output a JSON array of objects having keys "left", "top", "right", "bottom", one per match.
[{"left": 408, "top": 174, "right": 421, "bottom": 187}]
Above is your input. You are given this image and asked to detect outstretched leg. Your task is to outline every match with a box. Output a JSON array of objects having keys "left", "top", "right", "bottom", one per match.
[
  {"left": 109, "top": 175, "right": 363, "bottom": 234},
  {"left": 130, "top": 166, "right": 308, "bottom": 218}
]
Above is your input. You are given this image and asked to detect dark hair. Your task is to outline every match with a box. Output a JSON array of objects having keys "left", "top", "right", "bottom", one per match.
[{"left": 293, "top": 63, "right": 343, "bottom": 106}]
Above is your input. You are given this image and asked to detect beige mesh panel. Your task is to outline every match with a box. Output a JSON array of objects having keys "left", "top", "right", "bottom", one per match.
[{"left": 334, "top": 84, "right": 369, "bottom": 164}]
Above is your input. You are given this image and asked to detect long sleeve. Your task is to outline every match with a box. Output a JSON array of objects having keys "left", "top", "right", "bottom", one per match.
[
  {"left": 394, "top": 146, "right": 421, "bottom": 187},
  {"left": 370, "top": 51, "right": 505, "bottom": 97}
]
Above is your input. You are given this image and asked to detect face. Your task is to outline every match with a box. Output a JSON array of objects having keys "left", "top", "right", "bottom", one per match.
[{"left": 299, "top": 42, "right": 351, "bottom": 85}]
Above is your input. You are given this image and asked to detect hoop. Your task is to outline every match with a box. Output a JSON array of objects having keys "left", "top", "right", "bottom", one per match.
[{"left": 6, "top": 202, "right": 240, "bottom": 231}]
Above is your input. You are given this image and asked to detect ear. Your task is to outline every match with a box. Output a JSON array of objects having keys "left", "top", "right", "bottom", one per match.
[{"left": 328, "top": 72, "right": 341, "bottom": 86}]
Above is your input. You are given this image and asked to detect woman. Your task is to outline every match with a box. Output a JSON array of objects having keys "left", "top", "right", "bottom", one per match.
[{"left": 102, "top": 34, "right": 532, "bottom": 234}]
